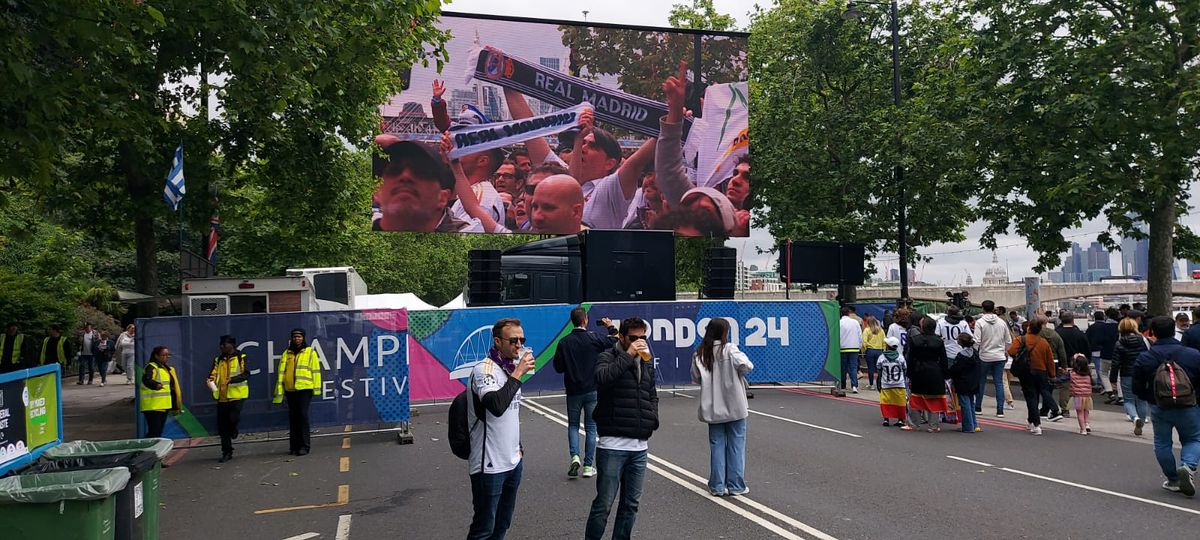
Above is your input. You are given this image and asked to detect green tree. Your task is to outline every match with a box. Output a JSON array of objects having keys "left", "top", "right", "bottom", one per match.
[
  {"left": 2, "top": 1, "right": 449, "bottom": 301},
  {"left": 559, "top": 12, "right": 746, "bottom": 102},
  {"left": 749, "top": 0, "right": 980, "bottom": 280},
  {"left": 969, "top": 0, "right": 1200, "bottom": 314},
  {"left": 669, "top": 0, "right": 738, "bottom": 31}
]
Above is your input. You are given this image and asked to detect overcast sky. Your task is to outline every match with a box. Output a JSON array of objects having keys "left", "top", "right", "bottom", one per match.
[{"left": 443, "top": 0, "right": 1200, "bottom": 285}]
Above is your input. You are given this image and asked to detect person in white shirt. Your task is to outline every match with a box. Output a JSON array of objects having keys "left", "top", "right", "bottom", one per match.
[
  {"left": 466, "top": 318, "right": 536, "bottom": 540},
  {"left": 974, "top": 301, "right": 1013, "bottom": 416},
  {"left": 839, "top": 306, "right": 864, "bottom": 392},
  {"left": 886, "top": 307, "right": 911, "bottom": 352},
  {"left": 936, "top": 306, "right": 973, "bottom": 361}
]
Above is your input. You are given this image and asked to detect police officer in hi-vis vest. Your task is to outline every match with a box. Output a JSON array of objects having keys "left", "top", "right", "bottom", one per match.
[
  {"left": 39, "top": 325, "right": 73, "bottom": 367},
  {"left": 141, "top": 345, "right": 183, "bottom": 438},
  {"left": 274, "top": 328, "right": 322, "bottom": 456},
  {"left": 209, "top": 335, "right": 250, "bottom": 463}
]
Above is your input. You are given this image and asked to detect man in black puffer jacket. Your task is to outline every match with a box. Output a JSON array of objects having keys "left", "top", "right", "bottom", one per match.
[{"left": 586, "top": 317, "right": 659, "bottom": 540}]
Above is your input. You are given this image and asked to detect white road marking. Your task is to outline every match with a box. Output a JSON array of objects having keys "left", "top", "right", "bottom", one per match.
[
  {"left": 668, "top": 389, "right": 861, "bottom": 438},
  {"left": 945, "top": 455, "right": 1200, "bottom": 516},
  {"left": 747, "top": 410, "right": 863, "bottom": 438},
  {"left": 521, "top": 399, "right": 839, "bottom": 540},
  {"left": 946, "top": 455, "right": 993, "bottom": 468},
  {"left": 335, "top": 514, "right": 352, "bottom": 540},
  {"left": 282, "top": 533, "right": 320, "bottom": 540}
]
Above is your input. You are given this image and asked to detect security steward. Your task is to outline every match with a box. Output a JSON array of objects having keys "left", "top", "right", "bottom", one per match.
[
  {"left": 209, "top": 335, "right": 250, "bottom": 463},
  {"left": 273, "top": 328, "right": 322, "bottom": 456},
  {"left": 141, "top": 345, "right": 183, "bottom": 438},
  {"left": 1, "top": 323, "right": 31, "bottom": 373},
  {"left": 39, "top": 325, "right": 73, "bottom": 367}
]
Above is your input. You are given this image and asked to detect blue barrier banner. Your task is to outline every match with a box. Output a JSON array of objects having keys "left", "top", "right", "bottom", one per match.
[
  {"left": 0, "top": 364, "right": 63, "bottom": 476},
  {"left": 137, "top": 310, "right": 408, "bottom": 439},
  {"left": 407, "top": 300, "right": 839, "bottom": 401}
]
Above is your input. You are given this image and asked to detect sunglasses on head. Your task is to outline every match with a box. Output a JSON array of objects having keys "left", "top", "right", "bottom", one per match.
[{"left": 504, "top": 337, "right": 527, "bottom": 345}]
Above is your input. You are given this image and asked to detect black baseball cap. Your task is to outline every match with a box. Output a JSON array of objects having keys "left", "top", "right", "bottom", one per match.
[{"left": 373, "top": 140, "right": 455, "bottom": 190}]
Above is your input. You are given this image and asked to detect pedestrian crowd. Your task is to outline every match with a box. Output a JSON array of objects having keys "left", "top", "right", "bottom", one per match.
[
  {"left": 838, "top": 301, "right": 1200, "bottom": 499},
  {"left": 1, "top": 322, "right": 137, "bottom": 386}
]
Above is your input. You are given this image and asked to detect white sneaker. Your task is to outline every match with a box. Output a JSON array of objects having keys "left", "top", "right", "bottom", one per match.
[
  {"left": 1032, "top": 426, "right": 1043, "bottom": 436},
  {"left": 1027, "top": 423, "right": 1035, "bottom": 432},
  {"left": 729, "top": 487, "right": 750, "bottom": 496},
  {"left": 99, "top": 382, "right": 105, "bottom": 387},
  {"left": 581, "top": 466, "right": 597, "bottom": 478},
  {"left": 1177, "top": 466, "right": 1196, "bottom": 497},
  {"left": 852, "top": 387, "right": 859, "bottom": 394},
  {"left": 569, "top": 455, "right": 581, "bottom": 477}
]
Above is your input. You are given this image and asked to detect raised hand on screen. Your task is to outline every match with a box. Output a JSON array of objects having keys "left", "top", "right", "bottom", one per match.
[{"left": 663, "top": 61, "right": 687, "bottom": 123}]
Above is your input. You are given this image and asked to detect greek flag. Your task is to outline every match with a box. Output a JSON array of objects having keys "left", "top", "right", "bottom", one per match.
[{"left": 162, "top": 144, "right": 185, "bottom": 211}]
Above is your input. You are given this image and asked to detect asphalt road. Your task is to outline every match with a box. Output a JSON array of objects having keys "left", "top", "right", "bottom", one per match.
[{"left": 159, "top": 389, "right": 1200, "bottom": 540}]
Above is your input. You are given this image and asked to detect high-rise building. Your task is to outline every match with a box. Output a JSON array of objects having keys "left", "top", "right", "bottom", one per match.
[
  {"left": 1059, "top": 241, "right": 1113, "bottom": 282},
  {"left": 481, "top": 86, "right": 504, "bottom": 121}
]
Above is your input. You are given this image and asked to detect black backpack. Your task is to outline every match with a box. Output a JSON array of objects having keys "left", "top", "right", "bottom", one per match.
[
  {"left": 1153, "top": 351, "right": 1197, "bottom": 409},
  {"left": 448, "top": 368, "right": 488, "bottom": 460},
  {"left": 1010, "top": 337, "right": 1032, "bottom": 378}
]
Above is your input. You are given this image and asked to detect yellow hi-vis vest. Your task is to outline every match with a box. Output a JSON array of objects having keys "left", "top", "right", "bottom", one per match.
[
  {"left": 273, "top": 347, "right": 321, "bottom": 403},
  {"left": 140, "top": 362, "right": 183, "bottom": 413},
  {"left": 210, "top": 353, "right": 249, "bottom": 401},
  {"left": 1, "top": 333, "right": 25, "bottom": 366},
  {"left": 40, "top": 336, "right": 67, "bottom": 365}
]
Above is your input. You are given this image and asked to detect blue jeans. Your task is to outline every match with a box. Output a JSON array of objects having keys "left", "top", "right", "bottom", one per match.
[
  {"left": 585, "top": 449, "right": 647, "bottom": 540},
  {"left": 864, "top": 349, "right": 883, "bottom": 387},
  {"left": 977, "top": 361, "right": 1006, "bottom": 414},
  {"left": 958, "top": 394, "right": 977, "bottom": 432},
  {"left": 468, "top": 461, "right": 523, "bottom": 540},
  {"left": 1150, "top": 406, "right": 1200, "bottom": 480},
  {"left": 707, "top": 418, "right": 747, "bottom": 495},
  {"left": 1120, "top": 377, "right": 1149, "bottom": 421},
  {"left": 566, "top": 391, "right": 598, "bottom": 466},
  {"left": 840, "top": 351, "right": 859, "bottom": 389},
  {"left": 77, "top": 355, "right": 95, "bottom": 384}
]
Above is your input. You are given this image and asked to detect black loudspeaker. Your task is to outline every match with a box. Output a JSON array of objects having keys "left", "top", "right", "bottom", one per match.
[
  {"left": 468, "top": 249, "right": 502, "bottom": 306},
  {"left": 702, "top": 247, "right": 737, "bottom": 299},
  {"left": 580, "top": 230, "right": 675, "bottom": 302},
  {"left": 775, "top": 241, "right": 865, "bottom": 285}
]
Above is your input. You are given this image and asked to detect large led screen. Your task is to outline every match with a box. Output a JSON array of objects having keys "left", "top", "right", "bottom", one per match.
[{"left": 373, "top": 13, "right": 750, "bottom": 237}]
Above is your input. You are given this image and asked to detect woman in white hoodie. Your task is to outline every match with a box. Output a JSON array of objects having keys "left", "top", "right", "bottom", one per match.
[{"left": 692, "top": 318, "right": 754, "bottom": 497}]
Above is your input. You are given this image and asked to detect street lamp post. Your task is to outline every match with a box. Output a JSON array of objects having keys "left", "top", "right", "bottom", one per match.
[{"left": 843, "top": 0, "right": 908, "bottom": 303}]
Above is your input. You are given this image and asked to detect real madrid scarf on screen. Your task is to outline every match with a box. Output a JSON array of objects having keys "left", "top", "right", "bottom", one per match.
[
  {"left": 465, "top": 45, "right": 690, "bottom": 138},
  {"left": 449, "top": 102, "right": 591, "bottom": 159}
]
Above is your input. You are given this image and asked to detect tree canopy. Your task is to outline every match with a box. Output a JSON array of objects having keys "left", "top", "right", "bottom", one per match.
[
  {"left": 969, "top": 0, "right": 1200, "bottom": 313},
  {"left": 749, "top": 0, "right": 980, "bottom": 277}
]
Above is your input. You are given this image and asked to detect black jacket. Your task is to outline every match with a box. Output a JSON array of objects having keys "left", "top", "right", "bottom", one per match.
[
  {"left": 594, "top": 346, "right": 659, "bottom": 440},
  {"left": 552, "top": 327, "right": 616, "bottom": 396},
  {"left": 1086, "top": 321, "right": 1119, "bottom": 359},
  {"left": 1111, "top": 333, "right": 1148, "bottom": 382},
  {"left": 907, "top": 333, "right": 948, "bottom": 396},
  {"left": 1056, "top": 325, "right": 1091, "bottom": 369},
  {"left": 948, "top": 347, "right": 981, "bottom": 395}
]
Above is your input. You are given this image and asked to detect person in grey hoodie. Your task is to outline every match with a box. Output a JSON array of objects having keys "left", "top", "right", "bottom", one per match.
[
  {"left": 691, "top": 318, "right": 754, "bottom": 497},
  {"left": 975, "top": 300, "right": 1013, "bottom": 416}
]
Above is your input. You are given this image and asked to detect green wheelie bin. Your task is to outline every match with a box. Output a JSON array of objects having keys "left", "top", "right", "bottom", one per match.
[
  {"left": 41, "top": 439, "right": 174, "bottom": 540},
  {"left": 0, "top": 467, "right": 131, "bottom": 540}
]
